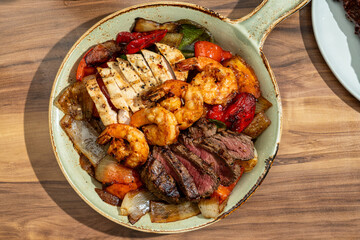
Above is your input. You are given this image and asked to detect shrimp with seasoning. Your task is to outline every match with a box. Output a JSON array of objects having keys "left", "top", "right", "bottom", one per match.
[
  {"left": 97, "top": 124, "right": 149, "bottom": 168},
  {"left": 130, "top": 106, "right": 179, "bottom": 146},
  {"left": 145, "top": 80, "right": 204, "bottom": 130},
  {"left": 176, "top": 56, "right": 238, "bottom": 105}
]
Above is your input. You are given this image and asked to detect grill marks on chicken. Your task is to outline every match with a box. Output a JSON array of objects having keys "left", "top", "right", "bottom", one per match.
[{"left": 141, "top": 118, "right": 255, "bottom": 203}]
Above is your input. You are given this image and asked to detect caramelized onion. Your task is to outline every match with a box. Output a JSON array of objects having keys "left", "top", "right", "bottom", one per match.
[
  {"left": 150, "top": 201, "right": 200, "bottom": 223},
  {"left": 120, "top": 189, "right": 156, "bottom": 224}
]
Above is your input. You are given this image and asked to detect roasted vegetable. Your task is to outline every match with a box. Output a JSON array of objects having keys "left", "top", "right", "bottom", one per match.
[
  {"left": 132, "top": 18, "right": 179, "bottom": 32},
  {"left": 194, "top": 41, "right": 232, "bottom": 62},
  {"left": 223, "top": 92, "right": 256, "bottom": 133},
  {"left": 116, "top": 31, "right": 151, "bottom": 44},
  {"left": 223, "top": 55, "right": 261, "bottom": 98},
  {"left": 79, "top": 154, "right": 95, "bottom": 177},
  {"left": 126, "top": 30, "right": 167, "bottom": 54},
  {"left": 56, "top": 81, "right": 93, "bottom": 120},
  {"left": 120, "top": 189, "right": 156, "bottom": 224},
  {"left": 178, "top": 24, "right": 204, "bottom": 50},
  {"left": 255, "top": 96, "right": 273, "bottom": 114},
  {"left": 76, "top": 48, "right": 97, "bottom": 81},
  {"left": 239, "top": 148, "right": 258, "bottom": 172},
  {"left": 60, "top": 115, "right": 106, "bottom": 167},
  {"left": 105, "top": 182, "right": 142, "bottom": 200},
  {"left": 242, "top": 111, "right": 271, "bottom": 139},
  {"left": 198, "top": 197, "right": 228, "bottom": 218},
  {"left": 85, "top": 40, "right": 122, "bottom": 66},
  {"left": 150, "top": 201, "right": 200, "bottom": 223},
  {"left": 95, "top": 188, "right": 121, "bottom": 206},
  {"left": 159, "top": 33, "right": 184, "bottom": 48},
  {"left": 94, "top": 155, "right": 142, "bottom": 185}
]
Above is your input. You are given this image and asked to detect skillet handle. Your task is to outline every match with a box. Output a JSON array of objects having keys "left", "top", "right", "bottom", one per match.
[{"left": 236, "top": 0, "right": 310, "bottom": 49}]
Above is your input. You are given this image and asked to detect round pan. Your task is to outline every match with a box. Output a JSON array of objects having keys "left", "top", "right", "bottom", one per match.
[{"left": 49, "top": 0, "right": 309, "bottom": 233}]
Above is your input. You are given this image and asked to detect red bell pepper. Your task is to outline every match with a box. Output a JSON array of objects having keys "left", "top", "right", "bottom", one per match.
[
  {"left": 220, "top": 50, "right": 233, "bottom": 62},
  {"left": 224, "top": 92, "right": 256, "bottom": 132},
  {"left": 206, "top": 104, "right": 225, "bottom": 122},
  {"left": 76, "top": 48, "right": 97, "bottom": 81},
  {"left": 125, "top": 29, "right": 167, "bottom": 54},
  {"left": 116, "top": 31, "right": 152, "bottom": 44},
  {"left": 206, "top": 92, "right": 256, "bottom": 133},
  {"left": 194, "top": 41, "right": 233, "bottom": 62}
]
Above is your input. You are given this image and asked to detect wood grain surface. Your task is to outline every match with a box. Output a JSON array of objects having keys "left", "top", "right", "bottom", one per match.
[{"left": 1, "top": 0, "right": 359, "bottom": 239}]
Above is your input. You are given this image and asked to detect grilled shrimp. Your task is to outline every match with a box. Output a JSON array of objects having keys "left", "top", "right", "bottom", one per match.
[
  {"left": 176, "top": 56, "right": 238, "bottom": 105},
  {"left": 130, "top": 106, "right": 179, "bottom": 146},
  {"left": 145, "top": 80, "right": 204, "bottom": 130},
  {"left": 97, "top": 124, "right": 149, "bottom": 168}
]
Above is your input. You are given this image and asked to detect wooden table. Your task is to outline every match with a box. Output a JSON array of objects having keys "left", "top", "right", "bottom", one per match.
[{"left": 1, "top": 0, "right": 359, "bottom": 239}]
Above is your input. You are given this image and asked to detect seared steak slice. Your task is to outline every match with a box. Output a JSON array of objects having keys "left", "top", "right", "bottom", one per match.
[
  {"left": 181, "top": 136, "right": 237, "bottom": 186},
  {"left": 187, "top": 118, "right": 217, "bottom": 139},
  {"left": 161, "top": 147, "right": 200, "bottom": 201},
  {"left": 141, "top": 153, "right": 180, "bottom": 204},
  {"left": 170, "top": 144, "right": 219, "bottom": 198},
  {"left": 199, "top": 139, "right": 234, "bottom": 167},
  {"left": 212, "top": 131, "right": 254, "bottom": 161}
]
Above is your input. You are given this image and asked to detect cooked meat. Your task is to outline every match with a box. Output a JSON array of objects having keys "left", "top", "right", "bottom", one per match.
[
  {"left": 141, "top": 153, "right": 181, "bottom": 204},
  {"left": 338, "top": 0, "right": 360, "bottom": 36},
  {"left": 83, "top": 75, "right": 118, "bottom": 126},
  {"left": 85, "top": 40, "right": 122, "bottom": 66},
  {"left": 155, "top": 42, "right": 188, "bottom": 81},
  {"left": 141, "top": 49, "right": 175, "bottom": 83},
  {"left": 199, "top": 139, "right": 235, "bottom": 168},
  {"left": 180, "top": 135, "right": 236, "bottom": 186},
  {"left": 212, "top": 131, "right": 254, "bottom": 161},
  {"left": 126, "top": 53, "right": 159, "bottom": 87},
  {"left": 186, "top": 118, "right": 217, "bottom": 139},
  {"left": 170, "top": 144, "right": 219, "bottom": 197},
  {"left": 161, "top": 147, "right": 199, "bottom": 201}
]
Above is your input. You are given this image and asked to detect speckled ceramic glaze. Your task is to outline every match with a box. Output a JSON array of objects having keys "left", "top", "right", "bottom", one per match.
[{"left": 49, "top": 0, "right": 309, "bottom": 233}]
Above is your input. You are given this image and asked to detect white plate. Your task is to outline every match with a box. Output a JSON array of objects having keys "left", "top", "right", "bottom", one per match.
[{"left": 312, "top": 0, "right": 360, "bottom": 100}]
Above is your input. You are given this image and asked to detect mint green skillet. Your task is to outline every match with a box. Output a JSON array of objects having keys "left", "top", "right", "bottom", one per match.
[{"left": 49, "top": 0, "right": 310, "bottom": 233}]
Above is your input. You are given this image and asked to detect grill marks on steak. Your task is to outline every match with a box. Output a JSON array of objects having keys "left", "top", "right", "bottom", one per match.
[
  {"left": 161, "top": 147, "right": 200, "bottom": 201},
  {"left": 181, "top": 136, "right": 236, "bottom": 186},
  {"left": 170, "top": 144, "right": 219, "bottom": 197},
  {"left": 141, "top": 154, "right": 180, "bottom": 204},
  {"left": 211, "top": 131, "right": 254, "bottom": 161},
  {"left": 142, "top": 119, "right": 255, "bottom": 203},
  {"left": 186, "top": 117, "right": 217, "bottom": 139}
]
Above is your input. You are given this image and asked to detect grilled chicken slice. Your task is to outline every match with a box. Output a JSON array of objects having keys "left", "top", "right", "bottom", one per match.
[
  {"left": 116, "top": 58, "right": 147, "bottom": 95},
  {"left": 126, "top": 54, "right": 159, "bottom": 88},
  {"left": 141, "top": 49, "right": 175, "bottom": 83},
  {"left": 83, "top": 75, "right": 118, "bottom": 126},
  {"left": 155, "top": 43, "right": 188, "bottom": 81},
  {"left": 97, "top": 67, "right": 129, "bottom": 111},
  {"left": 107, "top": 61, "right": 145, "bottom": 112}
]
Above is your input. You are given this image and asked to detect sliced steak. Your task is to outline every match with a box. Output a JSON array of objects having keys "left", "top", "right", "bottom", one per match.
[
  {"left": 170, "top": 144, "right": 219, "bottom": 198},
  {"left": 141, "top": 153, "right": 180, "bottom": 204},
  {"left": 180, "top": 136, "right": 237, "bottom": 186},
  {"left": 186, "top": 118, "right": 217, "bottom": 139},
  {"left": 161, "top": 147, "right": 200, "bottom": 201},
  {"left": 206, "top": 131, "right": 254, "bottom": 161}
]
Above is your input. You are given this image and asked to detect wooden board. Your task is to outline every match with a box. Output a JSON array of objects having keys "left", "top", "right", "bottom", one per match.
[{"left": 0, "top": 0, "right": 359, "bottom": 239}]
